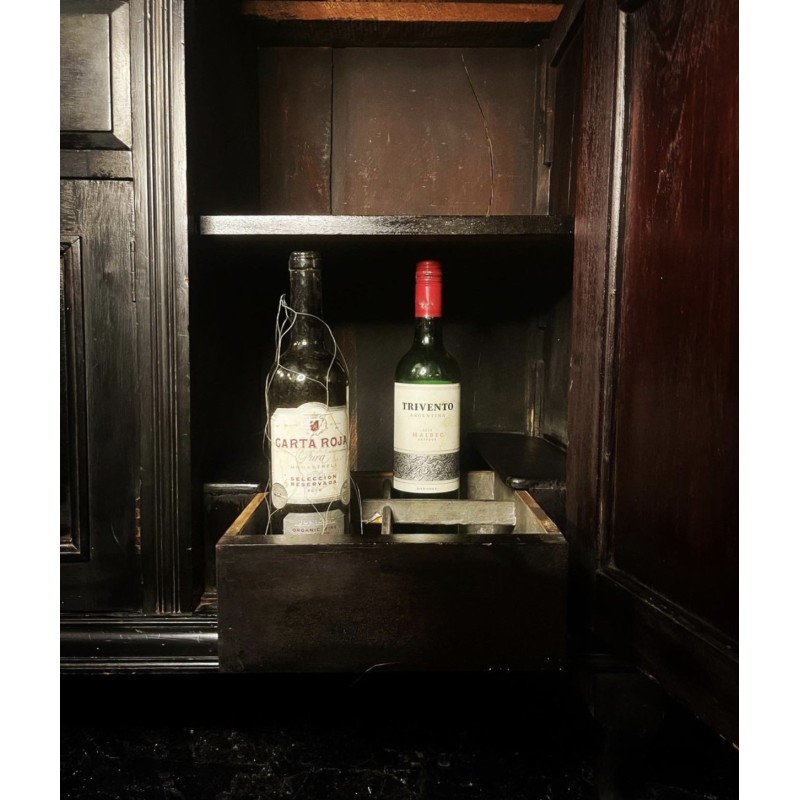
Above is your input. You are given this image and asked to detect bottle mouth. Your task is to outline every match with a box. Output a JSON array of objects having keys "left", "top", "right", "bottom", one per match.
[
  {"left": 416, "top": 260, "right": 442, "bottom": 282},
  {"left": 289, "top": 251, "right": 322, "bottom": 269}
]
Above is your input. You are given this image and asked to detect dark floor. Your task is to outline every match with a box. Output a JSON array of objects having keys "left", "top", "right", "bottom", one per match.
[{"left": 61, "top": 670, "right": 738, "bottom": 800}]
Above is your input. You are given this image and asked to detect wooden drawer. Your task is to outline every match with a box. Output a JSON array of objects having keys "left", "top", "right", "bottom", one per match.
[{"left": 217, "top": 471, "right": 568, "bottom": 673}]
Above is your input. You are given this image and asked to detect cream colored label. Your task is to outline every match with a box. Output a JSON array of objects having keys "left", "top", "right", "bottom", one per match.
[
  {"left": 270, "top": 402, "right": 349, "bottom": 505},
  {"left": 393, "top": 382, "right": 460, "bottom": 493},
  {"left": 283, "top": 510, "right": 345, "bottom": 535}
]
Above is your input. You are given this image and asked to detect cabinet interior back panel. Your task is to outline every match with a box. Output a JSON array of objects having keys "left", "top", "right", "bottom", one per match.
[
  {"left": 258, "top": 47, "right": 538, "bottom": 215},
  {"left": 258, "top": 47, "right": 333, "bottom": 213},
  {"left": 332, "top": 48, "right": 537, "bottom": 215}
]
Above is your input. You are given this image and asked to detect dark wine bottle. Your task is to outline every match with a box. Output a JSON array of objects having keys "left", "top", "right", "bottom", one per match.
[
  {"left": 265, "top": 251, "right": 351, "bottom": 534},
  {"left": 393, "top": 259, "right": 461, "bottom": 500}
]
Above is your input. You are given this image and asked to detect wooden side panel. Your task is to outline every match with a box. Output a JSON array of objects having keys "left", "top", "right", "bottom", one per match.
[
  {"left": 332, "top": 48, "right": 538, "bottom": 215},
  {"left": 565, "top": 0, "right": 616, "bottom": 629},
  {"left": 258, "top": 48, "right": 332, "bottom": 213},
  {"left": 60, "top": 180, "right": 142, "bottom": 612},
  {"left": 610, "top": 0, "right": 738, "bottom": 640},
  {"left": 549, "top": 25, "right": 584, "bottom": 215}
]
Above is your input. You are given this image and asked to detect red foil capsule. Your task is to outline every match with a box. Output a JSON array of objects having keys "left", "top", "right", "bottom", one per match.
[{"left": 415, "top": 259, "right": 443, "bottom": 318}]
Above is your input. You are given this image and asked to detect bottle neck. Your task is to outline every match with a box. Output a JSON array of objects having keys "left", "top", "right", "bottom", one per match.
[
  {"left": 288, "top": 267, "right": 325, "bottom": 347},
  {"left": 413, "top": 315, "right": 445, "bottom": 348}
]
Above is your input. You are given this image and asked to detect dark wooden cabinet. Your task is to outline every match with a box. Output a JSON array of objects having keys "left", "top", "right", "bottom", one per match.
[{"left": 60, "top": 0, "right": 738, "bottom": 746}]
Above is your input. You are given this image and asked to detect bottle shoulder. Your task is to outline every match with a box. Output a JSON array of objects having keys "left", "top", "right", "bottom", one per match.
[
  {"left": 395, "top": 345, "right": 461, "bottom": 383},
  {"left": 270, "top": 345, "right": 348, "bottom": 377},
  {"left": 267, "top": 349, "right": 349, "bottom": 407}
]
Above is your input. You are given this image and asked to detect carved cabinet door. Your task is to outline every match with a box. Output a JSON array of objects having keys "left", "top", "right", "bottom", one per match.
[
  {"left": 60, "top": 0, "right": 143, "bottom": 612},
  {"left": 568, "top": 0, "right": 738, "bottom": 743}
]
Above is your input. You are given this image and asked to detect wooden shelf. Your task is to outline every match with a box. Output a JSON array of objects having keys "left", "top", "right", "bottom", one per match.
[
  {"left": 242, "top": 2, "right": 563, "bottom": 26},
  {"left": 241, "top": 2, "right": 563, "bottom": 47},
  {"left": 195, "top": 214, "right": 574, "bottom": 242},
  {"left": 471, "top": 432, "right": 566, "bottom": 489}
]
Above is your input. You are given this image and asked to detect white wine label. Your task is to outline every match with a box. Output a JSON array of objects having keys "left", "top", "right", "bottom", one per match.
[
  {"left": 393, "top": 382, "right": 460, "bottom": 493},
  {"left": 270, "top": 402, "right": 349, "bottom": 505},
  {"left": 283, "top": 510, "right": 345, "bottom": 535}
]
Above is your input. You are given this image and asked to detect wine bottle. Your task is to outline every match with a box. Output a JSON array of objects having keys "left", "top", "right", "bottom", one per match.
[
  {"left": 265, "top": 251, "right": 351, "bottom": 534},
  {"left": 393, "top": 259, "right": 461, "bottom": 499}
]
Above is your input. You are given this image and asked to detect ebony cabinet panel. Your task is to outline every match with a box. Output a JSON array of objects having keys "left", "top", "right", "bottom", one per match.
[{"left": 60, "top": 179, "right": 142, "bottom": 613}]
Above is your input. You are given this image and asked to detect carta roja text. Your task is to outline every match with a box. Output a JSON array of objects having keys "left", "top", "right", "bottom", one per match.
[
  {"left": 274, "top": 435, "right": 347, "bottom": 448},
  {"left": 401, "top": 402, "right": 455, "bottom": 411}
]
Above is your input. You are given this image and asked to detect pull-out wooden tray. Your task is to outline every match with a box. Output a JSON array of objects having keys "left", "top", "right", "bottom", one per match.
[{"left": 216, "top": 471, "right": 567, "bottom": 673}]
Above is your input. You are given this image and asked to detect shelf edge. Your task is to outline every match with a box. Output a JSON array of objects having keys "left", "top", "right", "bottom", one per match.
[
  {"left": 196, "top": 214, "right": 575, "bottom": 238},
  {"left": 241, "top": 2, "right": 563, "bottom": 26}
]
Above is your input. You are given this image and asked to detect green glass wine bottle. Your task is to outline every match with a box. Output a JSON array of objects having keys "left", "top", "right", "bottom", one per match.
[
  {"left": 393, "top": 259, "right": 461, "bottom": 500},
  {"left": 265, "top": 251, "right": 351, "bottom": 534}
]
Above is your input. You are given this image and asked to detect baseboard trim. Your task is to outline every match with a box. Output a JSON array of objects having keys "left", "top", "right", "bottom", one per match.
[{"left": 61, "top": 614, "right": 219, "bottom": 673}]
